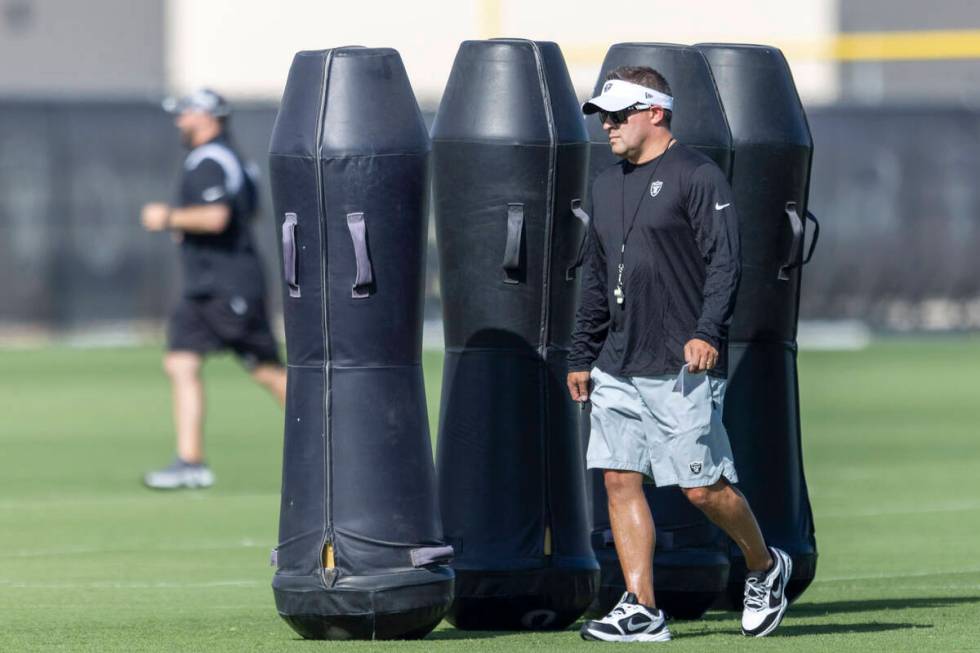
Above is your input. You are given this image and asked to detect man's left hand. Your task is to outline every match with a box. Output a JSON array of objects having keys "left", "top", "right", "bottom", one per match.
[
  {"left": 141, "top": 203, "right": 172, "bottom": 232},
  {"left": 684, "top": 338, "right": 718, "bottom": 373}
]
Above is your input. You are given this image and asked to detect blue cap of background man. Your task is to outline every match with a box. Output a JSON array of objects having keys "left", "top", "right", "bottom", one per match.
[{"left": 162, "top": 88, "right": 231, "bottom": 118}]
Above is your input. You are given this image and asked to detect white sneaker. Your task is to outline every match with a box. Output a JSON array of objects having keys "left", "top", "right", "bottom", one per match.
[
  {"left": 580, "top": 591, "right": 671, "bottom": 642},
  {"left": 741, "top": 547, "right": 792, "bottom": 637},
  {"left": 143, "top": 458, "right": 215, "bottom": 490}
]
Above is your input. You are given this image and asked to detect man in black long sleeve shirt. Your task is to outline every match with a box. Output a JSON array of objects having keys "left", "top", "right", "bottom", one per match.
[
  {"left": 568, "top": 138, "right": 739, "bottom": 378},
  {"left": 571, "top": 67, "right": 793, "bottom": 642}
]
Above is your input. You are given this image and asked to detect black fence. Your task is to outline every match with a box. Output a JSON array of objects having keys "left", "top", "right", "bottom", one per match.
[
  {"left": 1, "top": 100, "right": 979, "bottom": 335},
  {"left": 0, "top": 101, "right": 283, "bottom": 334},
  {"left": 806, "top": 106, "right": 980, "bottom": 330}
]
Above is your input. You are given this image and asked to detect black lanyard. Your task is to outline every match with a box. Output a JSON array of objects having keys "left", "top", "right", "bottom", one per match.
[{"left": 614, "top": 138, "right": 675, "bottom": 306}]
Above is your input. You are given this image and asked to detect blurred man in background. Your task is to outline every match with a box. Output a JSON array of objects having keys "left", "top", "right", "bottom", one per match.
[{"left": 140, "top": 88, "right": 286, "bottom": 490}]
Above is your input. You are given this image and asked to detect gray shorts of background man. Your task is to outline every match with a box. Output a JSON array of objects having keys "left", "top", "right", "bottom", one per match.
[{"left": 567, "top": 67, "right": 792, "bottom": 642}]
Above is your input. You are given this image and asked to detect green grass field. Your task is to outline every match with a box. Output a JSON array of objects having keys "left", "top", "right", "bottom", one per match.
[{"left": 2, "top": 339, "right": 980, "bottom": 652}]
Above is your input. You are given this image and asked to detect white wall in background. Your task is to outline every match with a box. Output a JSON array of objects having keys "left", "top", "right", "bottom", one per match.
[{"left": 166, "top": 0, "right": 839, "bottom": 106}]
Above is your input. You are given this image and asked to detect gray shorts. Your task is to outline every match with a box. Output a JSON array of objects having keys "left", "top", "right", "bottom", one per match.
[{"left": 586, "top": 366, "right": 739, "bottom": 489}]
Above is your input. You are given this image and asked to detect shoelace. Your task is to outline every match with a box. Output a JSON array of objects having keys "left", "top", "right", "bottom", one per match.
[
  {"left": 605, "top": 600, "right": 641, "bottom": 621},
  {"left": 609, "top": 605, "right": 629, "bottom": 619},
  {"left": 743, "top": 574, "right": 768, "bottom": 611}
]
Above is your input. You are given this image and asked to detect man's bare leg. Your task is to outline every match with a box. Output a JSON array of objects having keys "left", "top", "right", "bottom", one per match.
[
  {"left": 582, "top": 470, "right": 672, "bottom": 642},
  {"left": 250, "top": 363, "right": 286, "bottom": 406},
  {"left": 682, "top": 479, "right": 772, "bottom": 572},
  {"left": 164, "top": 351, "right": 205, "bottom": 463},
  {"left": 684, "top": 479, "right": 795, "bottom": 637},
  {"left": 604, "top": 469, "right": 657, "bottom": 607},
  {"left": 143, "top": 351, "right": 214, "bottom": 489}
]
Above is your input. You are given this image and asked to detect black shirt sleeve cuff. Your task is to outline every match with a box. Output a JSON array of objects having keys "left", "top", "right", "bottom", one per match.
[{"left": 693, "top": 329, "right": 721, "bottom": 351}]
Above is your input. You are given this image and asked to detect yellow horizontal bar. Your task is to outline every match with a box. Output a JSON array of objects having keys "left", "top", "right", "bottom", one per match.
[
  {"left": 832, "top": 29, "right": 980, "bottom": 61},
  {"left": 559, "top": 30, "right": 980, "bottom": 67}
]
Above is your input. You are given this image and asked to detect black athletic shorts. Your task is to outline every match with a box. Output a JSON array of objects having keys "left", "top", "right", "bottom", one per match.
[{"left": 167, "top": 295, "right": 282, "bottom": 368}]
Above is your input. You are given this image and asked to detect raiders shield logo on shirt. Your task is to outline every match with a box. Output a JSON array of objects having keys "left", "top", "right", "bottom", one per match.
[
  {"left": 690, "top": 461, "right": 703, "bottom": 474},
  {"left": 650, "top": 180, "right": 663, "bottom": 197}
]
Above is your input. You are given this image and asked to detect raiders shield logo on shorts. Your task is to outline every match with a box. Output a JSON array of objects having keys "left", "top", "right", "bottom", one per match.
[{"left": 690, "top": 461, "right": 703, "bottom": 474}]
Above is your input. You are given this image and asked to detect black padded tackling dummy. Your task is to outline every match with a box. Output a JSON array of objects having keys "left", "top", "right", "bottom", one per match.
[
  {"left": 432, "top": 39, "right": 599, "bottom": 631},
  {"left": 268, "top": 47, "right": 453, "bottom": 640},
  {"left": 694, "top": 43, "right": 819, "bottom": 608},
  {"left": 583, "top": 43, "right": 735, "bottom": 620}
]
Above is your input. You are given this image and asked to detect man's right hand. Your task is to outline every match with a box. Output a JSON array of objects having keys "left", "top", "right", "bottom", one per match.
[
  {"left": 567, "top": 370, "right": 592, "bottom": 403},
  {"left": 141, "top": 203, "right": 171, "bottom": 232}
]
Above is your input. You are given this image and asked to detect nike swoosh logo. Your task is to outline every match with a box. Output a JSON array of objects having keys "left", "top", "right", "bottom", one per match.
[
  {"left": 624, "top": 616, "right": 653, "bottom": 632},
  {"left": 771, "top": 574, "right": 784, "bottom": 603},
  {"left": 714, "top": 202, "right": 730, "bottom": 210}
]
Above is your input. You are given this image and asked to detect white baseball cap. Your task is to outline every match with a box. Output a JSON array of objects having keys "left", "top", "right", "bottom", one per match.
[
  {"left": 582, "top": 79, "right": 674, "bottom": 115},
  {"left": 162, "top": 88, "right": 231, "bottom": 118}
]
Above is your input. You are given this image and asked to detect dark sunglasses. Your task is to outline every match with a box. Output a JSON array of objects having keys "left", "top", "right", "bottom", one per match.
[{"left": 599, "top": 104, "right": 648, "bottom": 126}]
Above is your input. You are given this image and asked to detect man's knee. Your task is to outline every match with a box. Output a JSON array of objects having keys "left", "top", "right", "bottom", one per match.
[
  {"left": 604, "top": 469, "right": 644, "bottom": 500},
  {"left": 250, "top": 362, "right": 285, "bottom": 385},
  {"left": 682, "top": 480, "right": 728, "bottom": 511},
  {"left": 164, "top": 352, "right": 201, "bottom": 380}
]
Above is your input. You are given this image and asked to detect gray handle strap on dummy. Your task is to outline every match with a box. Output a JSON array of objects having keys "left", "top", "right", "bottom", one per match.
[
  {"left": 346, "top": 212, "right": 374, "bottom": 299},
  {"left": 410, "top": 545, "right": 454, "bottom": 567},
  {"left": 282, "top": 212, "right": 300, "bottom": 298},
  {"left": 779, "top": 201, "right": 820, "bottom": 281},
  {"left": 502, "top": 203, "right": 524, "bottom": 284},
  {"left": 566, "top": 199, "right": 591, "bottom": 280}
]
